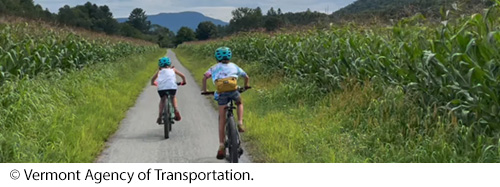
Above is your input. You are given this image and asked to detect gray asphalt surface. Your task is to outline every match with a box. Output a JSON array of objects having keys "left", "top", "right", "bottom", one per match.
[{"left": 97, "top": 49, "right": 251, "bottom": 163}]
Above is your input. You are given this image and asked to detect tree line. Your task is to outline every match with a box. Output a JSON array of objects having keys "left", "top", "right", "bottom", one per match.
[
  {"left": 176, "top": 7, "right": 330, "bottom": 44},
  {"left": 0, "top": 0, "right": 177, "bottom": 47},
  {"left": 1, "top": 0, "right": 333, "bottom": 46}
]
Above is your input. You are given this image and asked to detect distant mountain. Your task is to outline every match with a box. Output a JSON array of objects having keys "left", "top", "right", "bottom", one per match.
[
  {"left": 117, "top": 11, "right": 228, "bottom": 32},
  {"left": 332, "top": 0, "right": 491, "bottom": 19},
  {"left": 333, "top": 0, "right": 444, "bottom": 18}
]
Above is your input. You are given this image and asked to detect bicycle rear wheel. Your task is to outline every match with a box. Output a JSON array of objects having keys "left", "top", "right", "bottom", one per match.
[
  {"left": 163, "top": 97, "right": 171, "bottom": 139},
  {"left": 227, "top": 116, "right": 239, "bottom": 163}
]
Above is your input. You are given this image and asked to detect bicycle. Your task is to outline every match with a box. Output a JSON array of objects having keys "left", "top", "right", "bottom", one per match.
[
  {"left": 201, "top": 86, "right": 251, "bottom": 163},
  {"left": 159, "top": 82, "right": 184, "bottom": 139}
]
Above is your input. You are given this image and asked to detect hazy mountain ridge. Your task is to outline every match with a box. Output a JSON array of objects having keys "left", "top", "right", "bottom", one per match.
[{"left": 117, "top": 11, "right": 228, "bottom": 32}]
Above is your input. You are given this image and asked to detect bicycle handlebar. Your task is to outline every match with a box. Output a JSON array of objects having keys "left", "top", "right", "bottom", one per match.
[{"left": 201, "top": 86, "right": 252, "bottom": 95}]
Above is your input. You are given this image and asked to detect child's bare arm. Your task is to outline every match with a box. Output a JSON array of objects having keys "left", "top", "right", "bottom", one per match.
[
  {"left": 243, "top": 74, "right": 249, "bottom": 87},
  {"left": 174, "top": 68, "right": 187, "bottom": 84},
  {"left": 202, "top": 67, "right": 213, "bottom": 92},
  {"left": 151, "top": 71, "right": 158, "bottom": 85},
  {"left": 202, "top": 75, "right": 209, "bottom": 92}
]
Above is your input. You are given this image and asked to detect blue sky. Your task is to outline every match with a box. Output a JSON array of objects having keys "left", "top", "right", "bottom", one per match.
[{"left": 33, "top": 0, "right": 356, "bottom": 22}]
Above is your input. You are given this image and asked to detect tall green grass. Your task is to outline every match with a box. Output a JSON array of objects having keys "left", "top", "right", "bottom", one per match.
[
  {"left": 0, "top": 21, "right": 157, "bottom": 83},
  {"left": 0, "top": 48, "right": 164, "bottom": 163},
  {"left": 174, "top": 3, "right": 500, "bottom": 162}
]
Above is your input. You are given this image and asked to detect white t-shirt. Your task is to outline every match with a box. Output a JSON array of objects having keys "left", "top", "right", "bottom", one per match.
[{"left": 157, "top": 68, "right": 177, "bottom": 90}]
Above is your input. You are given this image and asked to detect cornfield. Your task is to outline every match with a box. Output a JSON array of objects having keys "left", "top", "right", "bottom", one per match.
[
  {"left": 0, "top": 22, "right": 158, "bottom": 83},
  {"left": 178, "top": 3, "right": 500, "bottom": 131}
]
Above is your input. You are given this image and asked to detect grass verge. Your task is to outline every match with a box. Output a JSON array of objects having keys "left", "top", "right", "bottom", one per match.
[{"left": 0, "top": 49, "right": 165, "bottom": 162}]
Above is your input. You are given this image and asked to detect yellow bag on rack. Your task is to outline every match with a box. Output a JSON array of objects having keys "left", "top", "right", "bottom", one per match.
[{"left": 215, "top": 77, "right": 238, "bottom": 93}]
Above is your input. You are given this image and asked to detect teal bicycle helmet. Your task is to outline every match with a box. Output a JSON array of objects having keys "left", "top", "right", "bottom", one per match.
[
  {"left": 214, "top": 47, "right": 232, "bottom": 61},
  {"left": 158, "top": 57, "right": 171, "bottom": 67}
]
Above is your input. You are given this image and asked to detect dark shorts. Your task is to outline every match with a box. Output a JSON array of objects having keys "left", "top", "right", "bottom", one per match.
[
  {"left": 158, "top": 89, "right": 176, "bottom": 98},
  {"left": 217, "top": 91, "right": 241, "bottom": 106}
]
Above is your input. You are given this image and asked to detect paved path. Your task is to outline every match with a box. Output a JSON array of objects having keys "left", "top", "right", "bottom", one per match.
[{"left": 97, "top": 49, "right": 251, "bottom": 163}]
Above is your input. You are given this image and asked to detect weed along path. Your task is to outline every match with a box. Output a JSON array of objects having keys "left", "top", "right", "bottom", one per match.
[{"left": 97, "top": 49, "right": 251, "bottom": 163}]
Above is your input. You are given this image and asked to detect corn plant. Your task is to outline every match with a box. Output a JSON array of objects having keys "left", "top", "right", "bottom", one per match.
[
  {"left": 178, "top": 2, "right": 500, "bottom": 131},
  {"left": 0, "top": 22, "right": 158, "bottom": 83}
]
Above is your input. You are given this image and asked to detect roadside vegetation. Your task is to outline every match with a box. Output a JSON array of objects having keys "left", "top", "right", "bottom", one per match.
[
  {"left": 0, "top": 20, "right": 162, "bottom": 162},
  {"left": 175, "top": 2, "right": 500, "bottom": 162}
]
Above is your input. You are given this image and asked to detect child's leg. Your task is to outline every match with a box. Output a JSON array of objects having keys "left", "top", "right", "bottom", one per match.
[
  {"left": 233, "top": 93, "right": 245, "bottom": 132},
  {"left": 172, "top": 94, "right": 182, "bottom": 121},
  {"left": 236, "top": 102, "right": 245, "bottom": 132},
  {"left": 218, "top": 106, "right": 226, "bottom": 146},
  {"left": 158, "top": 96, "right": 166, "bottom": 123},
  {"left": 236, "top": 99, "right": 244, "bottom": 125},
  {"left": 173, "top": 95, "right": 178, "bottom": 111},
  {"left": 159, "top": 96, "right": 166, "bottom": 117}
]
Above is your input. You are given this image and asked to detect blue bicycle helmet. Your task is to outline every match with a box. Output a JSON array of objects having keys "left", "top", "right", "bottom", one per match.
[
  {"left": 158, "top": 57, "right": 171, "bottom": 67},
  {"left": 214, "top": 47, "right": 232, "bottom": 61}
]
